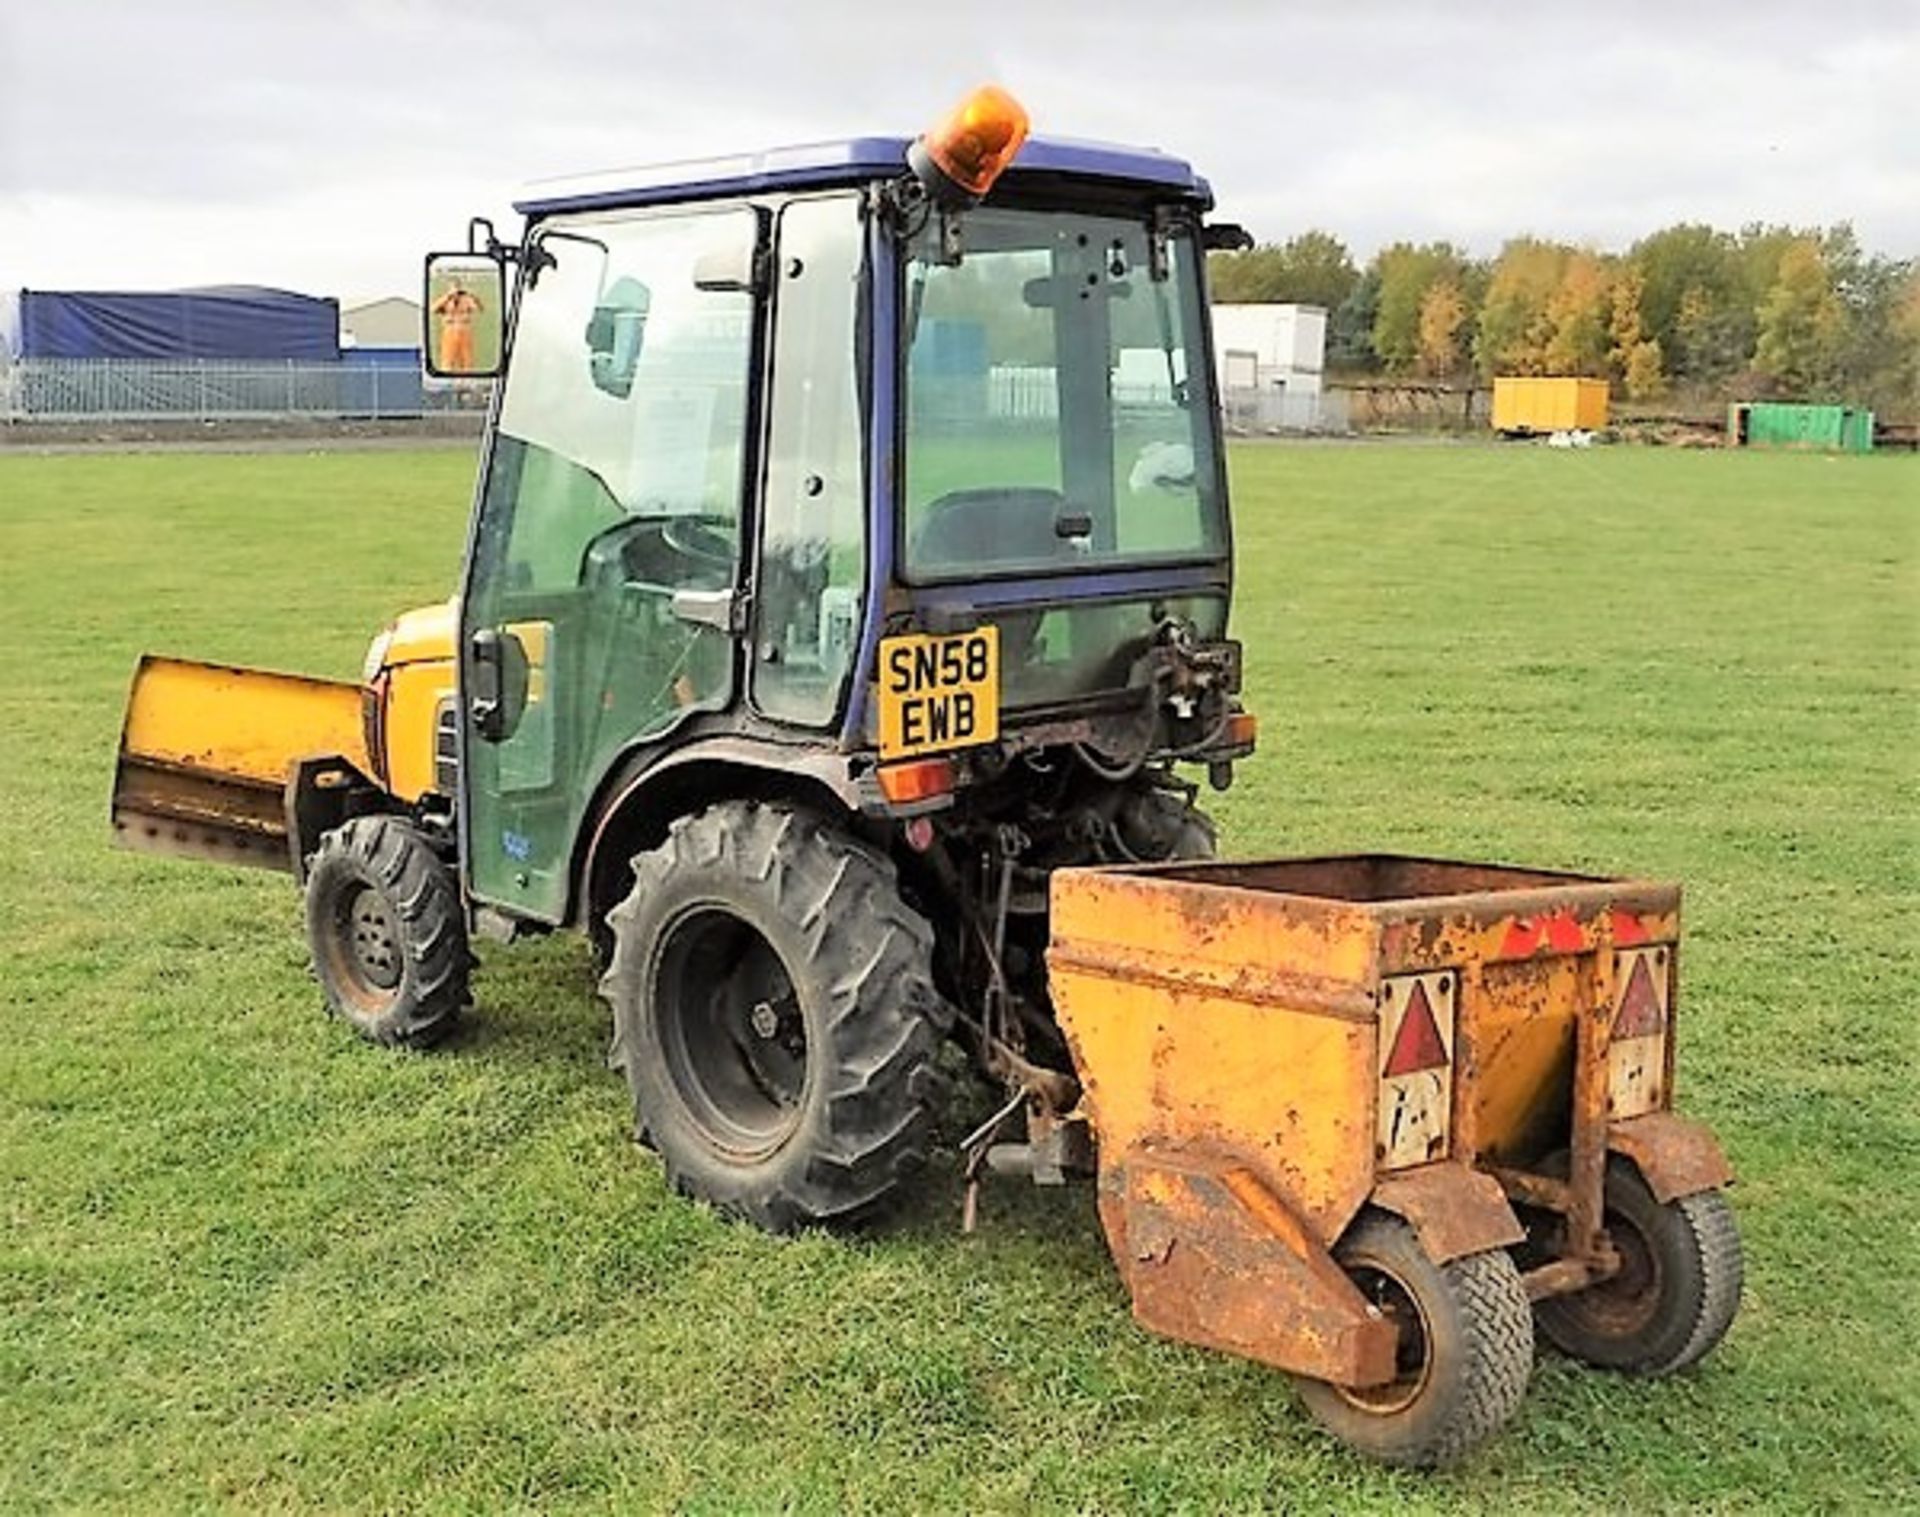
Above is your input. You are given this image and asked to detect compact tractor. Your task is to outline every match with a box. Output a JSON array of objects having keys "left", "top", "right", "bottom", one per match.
[{"left": 113, "top": 88, "right": 1741, "bottom": 1466}]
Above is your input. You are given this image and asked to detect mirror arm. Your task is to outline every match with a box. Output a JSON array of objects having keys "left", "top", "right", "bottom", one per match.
[{"left": 467, "top": 214, "right": 524, "bottom": 266}]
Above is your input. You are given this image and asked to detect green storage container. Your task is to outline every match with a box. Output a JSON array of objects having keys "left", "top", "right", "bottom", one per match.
[{"left": 1728, "top": 402, "right": 1874, "bottom": 453}]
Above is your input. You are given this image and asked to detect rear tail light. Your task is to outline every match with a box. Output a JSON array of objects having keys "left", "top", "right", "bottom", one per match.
[
  {"left": 877, "top": 756, "right": 955, "bottom": 806},
  {"left": 1376, "top": 971, "right": 1456, "bottom": 1169}
]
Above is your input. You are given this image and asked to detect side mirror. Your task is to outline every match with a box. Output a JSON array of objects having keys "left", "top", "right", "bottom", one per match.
[{"left": 423, "top": 254, "right": 505, "bottom": 378}]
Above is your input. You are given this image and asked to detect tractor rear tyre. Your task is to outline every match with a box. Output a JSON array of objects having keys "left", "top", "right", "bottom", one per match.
[
  {"left": 1296, "top": 1214, "right": 1533, "bottom": 1469},
  {"left": 1112, "top": 781, "right": 1216, "bottom": 863},
  {"left": 305, "top": 815, "right": 471, "bottom": 1047},
  {"left": 601, "top": 802, "right": 950, "bottom": 1232},
  {"left": 1534, "top": 1158, "right": 1742, "bottom": 1376}
]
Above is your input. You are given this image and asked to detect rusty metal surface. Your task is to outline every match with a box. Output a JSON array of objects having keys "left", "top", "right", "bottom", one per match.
[
  {"left": 1369, "top": 1163, "right": 1525, "bottom": 1263},
  {"left": 1522, "top": 1255, "right": 1617, "bottom": 1302},
  {"left": 116, "top": 654, "right": 371, "bottom": 783},
  {"left": 1046, "top": 938, "right": 1375, "bottom": 1021},
  {"left": 1609, "top": 1111, "right": 1734, "bottom": 1203},
  {"left": 1099, "top": 1146, "right": 1397, "bottom": 1387},
  {"left": 110, "top": 654, "right": 377, "bottom": 873},
  {"left": 1051, "top": 849, "right": 1719, "bottom": 1372},
  {"left": 1487, "top": 1166, "right": 1572, "bottom": 1212},
  {"left": 1564, "top": 912, "right": 1617, "bottom": 1262},
  {"left": 111, "top": 754, "right": 293, "bottom": 872},
  {"left": 1049, "top": 935, "right": 1379, "bottom": 1241}
]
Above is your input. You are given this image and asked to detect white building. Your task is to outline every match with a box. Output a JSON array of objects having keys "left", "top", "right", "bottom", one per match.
[
  {"left": 340, "top": 295, "right": 422, "bottom": 350},
  {"left": 1210, "top": 303, "right": 1327, "bottom": 396}
]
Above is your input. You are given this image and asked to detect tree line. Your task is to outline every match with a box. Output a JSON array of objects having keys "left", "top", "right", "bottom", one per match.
[{"left": 1208, "top": 226, "right": 1920, "bottom": 415}]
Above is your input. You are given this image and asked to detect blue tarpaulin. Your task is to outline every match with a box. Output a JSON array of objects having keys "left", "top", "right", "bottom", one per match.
[
  {"left": 339, "top": 346, "right": 424, "bottom": 416},
  {"left": 11, "top": 287, "right": 341, "bottom": 361}
]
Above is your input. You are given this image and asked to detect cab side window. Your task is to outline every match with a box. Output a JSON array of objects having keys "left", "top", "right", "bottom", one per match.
[{"left": 753, "top": 194, "right": 866, "bottom": 726}]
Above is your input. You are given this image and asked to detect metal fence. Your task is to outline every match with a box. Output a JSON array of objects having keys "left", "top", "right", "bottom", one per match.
[
  {"left": 4, "top": 360, "right": 1345, "bottom": 434},
  {"left": 1221, "top": 387, "right": 1349, "bottom": 435},
  {"left": 0, "top": 359, "right": 488, "bottom": 423}
]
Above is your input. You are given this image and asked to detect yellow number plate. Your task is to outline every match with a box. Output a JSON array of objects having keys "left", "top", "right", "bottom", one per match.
[{"left": 877, "top": 627, "right": 999, "bottom": 759}]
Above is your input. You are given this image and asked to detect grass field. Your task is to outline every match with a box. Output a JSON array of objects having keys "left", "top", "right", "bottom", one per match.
[{"left": 2, "top": 442, "right": 1915, "bottom": 1512}]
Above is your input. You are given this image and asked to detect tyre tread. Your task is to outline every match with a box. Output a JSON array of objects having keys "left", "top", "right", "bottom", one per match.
[
  {"left": 601, "top": 801, "right": 949, "bottom": 1231},
  {"left": 1297, "top": 1215, "right": 1533, "bottom": 1469},
  {"left": 306, "top": 815, "right": 470, "bottom": 1048}
]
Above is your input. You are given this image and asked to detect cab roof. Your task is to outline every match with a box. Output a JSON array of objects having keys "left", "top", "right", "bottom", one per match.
[{"left": 514, "top": 134, "right": 1211, "bottom": 218}]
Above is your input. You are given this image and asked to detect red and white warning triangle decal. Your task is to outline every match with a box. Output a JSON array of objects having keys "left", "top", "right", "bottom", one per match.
[
  {"left": 1614, "top": 955, "right": 1666, "bottom": 1040},
  {"left": 1384, "top": 981, "right": 1450, "bottom": 1077}
]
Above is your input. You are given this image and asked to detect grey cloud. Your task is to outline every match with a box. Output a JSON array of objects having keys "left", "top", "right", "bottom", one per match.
[{"left": 0, "top": 0, "right": 1912, "bottom": 297}]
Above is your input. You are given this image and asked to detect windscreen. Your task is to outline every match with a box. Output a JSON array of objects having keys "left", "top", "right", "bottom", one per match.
[{"left": 901, "top": 206, "right": 1226, "bottom": 582}]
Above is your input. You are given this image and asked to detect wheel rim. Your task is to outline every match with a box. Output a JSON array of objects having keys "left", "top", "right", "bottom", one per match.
[
  {"left": 327, "top": 881, "right": 403, "bottom": 1015},
  {"left": 1335, "top": 1257, "right": 1436, "bottom": 1416},
  {"left": 651, "top": 906, "right": 810, "bottom": 1160},
  {"left": 1571, "top": 1209, "right": 1664, "bottom": 1339}
]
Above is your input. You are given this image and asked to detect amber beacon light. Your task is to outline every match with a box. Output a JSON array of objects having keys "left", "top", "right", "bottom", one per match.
[{"left": 908, "top": 84, "right": 1031, "bottom": 204}]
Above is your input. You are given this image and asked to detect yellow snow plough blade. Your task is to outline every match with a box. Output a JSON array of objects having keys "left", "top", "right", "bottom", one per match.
[{"left": 110, "top": 655, "right": 372, "bottom": 873}]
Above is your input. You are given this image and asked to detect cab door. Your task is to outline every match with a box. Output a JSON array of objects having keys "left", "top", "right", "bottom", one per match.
[{"left": 459, "top": 205, "right": 763, "bottom": 921}]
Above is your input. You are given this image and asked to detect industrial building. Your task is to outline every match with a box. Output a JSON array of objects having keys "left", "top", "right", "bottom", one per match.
[
  {"left": 341, "top": 296, "right": 422, "bottom": 351},
  {"left": 1209, "top": 302, "right": 1334, "bottom": 431},
  {"left": 1, "top": 285, "right": 429, "bottom": 421},
  {"left": 1209, "top": 303, "right": 1327, "bottom": 397}
]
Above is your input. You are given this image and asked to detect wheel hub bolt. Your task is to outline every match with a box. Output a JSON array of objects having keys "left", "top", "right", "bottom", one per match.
[{"left": 750, "top": 1001, "right": 780, "bottom": 1039}]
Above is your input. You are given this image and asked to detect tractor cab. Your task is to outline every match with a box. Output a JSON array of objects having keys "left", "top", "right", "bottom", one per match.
[{"left": 424, "top": 88, "right": 1252, "bottom": 937}]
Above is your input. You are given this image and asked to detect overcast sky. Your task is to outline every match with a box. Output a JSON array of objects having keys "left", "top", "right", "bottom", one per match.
[{"left": 0, "top": 1, "right": 1912, "bottom": 302}]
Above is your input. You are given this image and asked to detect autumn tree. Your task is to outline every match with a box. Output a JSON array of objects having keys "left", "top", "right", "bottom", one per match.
[
  {"left": 1543, "top": 252, "right": 1614, "bottom": 376},
  {"left": 1609, "top": 267, "right": 1666, "bottom": 399},
  {"left": 1609, "top": 268, "right": 1647, "bottom": 376},
  {"left": 1207, "top": 218, "right": 1916, "bottom": 416},
  {"left": 1753, "top": 239, "right": 1848, "bottom": 394},
  {"left": 1474, "top": 238, "right": 1567, "bottom": 376},
  {"left": 1416, "top": 280, "right": 1470, "bottom": 377},
  {"left": 1371, "top": 242, "right": 1472, "bottom": 374}
]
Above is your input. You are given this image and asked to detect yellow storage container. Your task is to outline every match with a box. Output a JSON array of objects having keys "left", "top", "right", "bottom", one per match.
[{"left": 1491, "top": 376, "right": 1609, "bottom": 434}]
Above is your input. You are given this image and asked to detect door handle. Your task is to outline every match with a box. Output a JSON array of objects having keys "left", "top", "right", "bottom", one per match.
[
  {"left": 670, "top": 588, "right": 743, "bottom": 633},
  {"left": 468, "top": 627, "right": 530, "bottom": 742},
  {"left": 469, "top": 627, "right": 505, "bottom": 740}
]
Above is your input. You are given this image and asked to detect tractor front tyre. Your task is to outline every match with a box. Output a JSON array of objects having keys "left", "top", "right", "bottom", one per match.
[
  {"left": 1535, "top": 1158, "right": 1742, "bottom": 1376},
  {"left": 601, "top": 802, "right": 950, "bottom": 1233},
  {"left": 1296, "top": 1214, "right": 1534, "bottom": 1469},
  {"left": 304, "top": 815, "right": 471, "bottom": 1048}
]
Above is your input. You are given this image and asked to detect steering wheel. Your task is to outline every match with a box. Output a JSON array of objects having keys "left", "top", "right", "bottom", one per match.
[
  {"left": 661, "top": 514, "right": 737, "bottom": 572},
  {"left": 577, "top": 513, "right": 736, "bottom": 589}
]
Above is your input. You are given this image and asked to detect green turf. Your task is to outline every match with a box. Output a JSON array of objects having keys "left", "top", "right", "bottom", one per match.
[{"left": 1, "top": 443, "right": 1915, "bottom": 1512}]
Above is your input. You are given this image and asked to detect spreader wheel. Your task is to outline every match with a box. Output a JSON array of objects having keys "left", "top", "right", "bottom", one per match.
[
  {"left": 1535, "top": 1157, "right": 1742, "bottom": 1376},
  {"left": 1297, "top": 1214, "right": 1533, "bottom": 1469}
]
